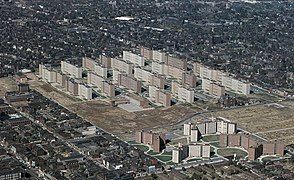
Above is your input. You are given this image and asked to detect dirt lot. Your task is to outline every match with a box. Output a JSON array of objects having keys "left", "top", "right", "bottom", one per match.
[
  {"left": 70, "top": 100, "right": 197, "bottom": 139},
  {"left": 0, "top": 77, "right": 17, "bottom": 96},
  {"left": 209, "top": 101, "right": 294, "bottom": 145},
  {"left": 21, "top": 74, "right": 199, "bottom": 140},
  {"left": 25, "top": 73, "right": 81, "bottom": 106}
]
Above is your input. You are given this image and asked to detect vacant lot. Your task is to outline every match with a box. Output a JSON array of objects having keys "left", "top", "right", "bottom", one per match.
[
  {"left": 0, "top": 77, "right": 17, "bottom": 96},
  {"left": 209, "top": 101, "right": 294, "bottom": 145},
  {"left": 70, "top": 100, "right": 197, "bottom": 139}
]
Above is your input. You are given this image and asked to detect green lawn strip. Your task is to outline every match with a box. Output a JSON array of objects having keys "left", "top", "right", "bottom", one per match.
[
  {"left": 187, "top": 158, "right": 202, "bottom": 162},
  {"left": 154, "top": 155, "right": 172, "bottom": 162},
  {"left": 217, "top": 148, "right": 248, "bottom": 158},
  {"left": 202, "top": 135, "right": 220, "bottom": 142},
  {"left": 210, "top": 142, "right": 220, "bottom": 148},
  {"left": 133, "top": 144, "right": 149, "bottom": 152},
  {"left": 147, "top": 150, "right": 160, "bottom": 156}
]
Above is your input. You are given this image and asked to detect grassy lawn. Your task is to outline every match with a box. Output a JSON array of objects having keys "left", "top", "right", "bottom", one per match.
[
  {"left": 202, "top": 135, "right": 219, "bottom": 142},
  {"left": 217, "top": 148, "right": 248, "bottom": 158},
  {"left": 133, "top": 144, "right": 149, "bottom": 152},
  {"left": 147, "top": 150, "right": 160, "bottom": 156},
  {"left": 127, "top": 141, "right": 138, "bottom": 145},
  {"left": 210, "top": 142, "right": 220, "bottom": 148},
  {"left": 162, "top": 151, "right": 172, "bottom": 156},
  {"left": 262, "top": 156, "right": 280, "bottom": 162},
  {"left": 155, "top": 155, "right": 172, "bottom": 162},
  {"left": 187, "top": 158, "right": 202, "bottom": 162}
]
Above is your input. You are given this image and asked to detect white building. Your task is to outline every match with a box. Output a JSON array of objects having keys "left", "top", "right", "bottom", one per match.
[
  {"left": 94, "top": 64, "right": 108, "bottom": 78},
  {"left": 112, "top": 69, "right": 122, "bottom": 84},
  {"left": 111, "top": 58, "right": 133, "bottom": 74},
  {"left": 221, "top": 76, "right": 250, "bottom": 95},
  {"left": 39, "top": 64, "right": 57, "bottom": 83},
  {"left": 151, "top": 61, "right": 165, "bottom": 75},
  {"left": 189, "top": 144, "right": 202, "bottom": 157},
  {"left": 183, "top": 123, "right": 192, "bottom": 136},
  {"left": 172, "top": 148, "right": 181, "bottom": 163},
  {"left": 134, "top": 67, "right": 153, "bottom": 85},
  {"left": 78, "top": 83, "right": 92, "bottom": 100},
  {"left": 202, "top": 144, "right": 211, "bottom": 158},
  {"left": 87, "top": 72, "right": 104, "bottom": 90},
  {"left": 61, "top": 61, "right": 83, "bottom": 78},
  {"left": 178, "top": 87, "right": 195, "bottom": 103},
  {"left": 190, "top": 128, "right": 199, "bottom": 142},
  {"left": 123, "top": 51, "right": 145, "bottom": 67},
  {"left": 152, "top": 50, "right": 167, "bottom": 63}
]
